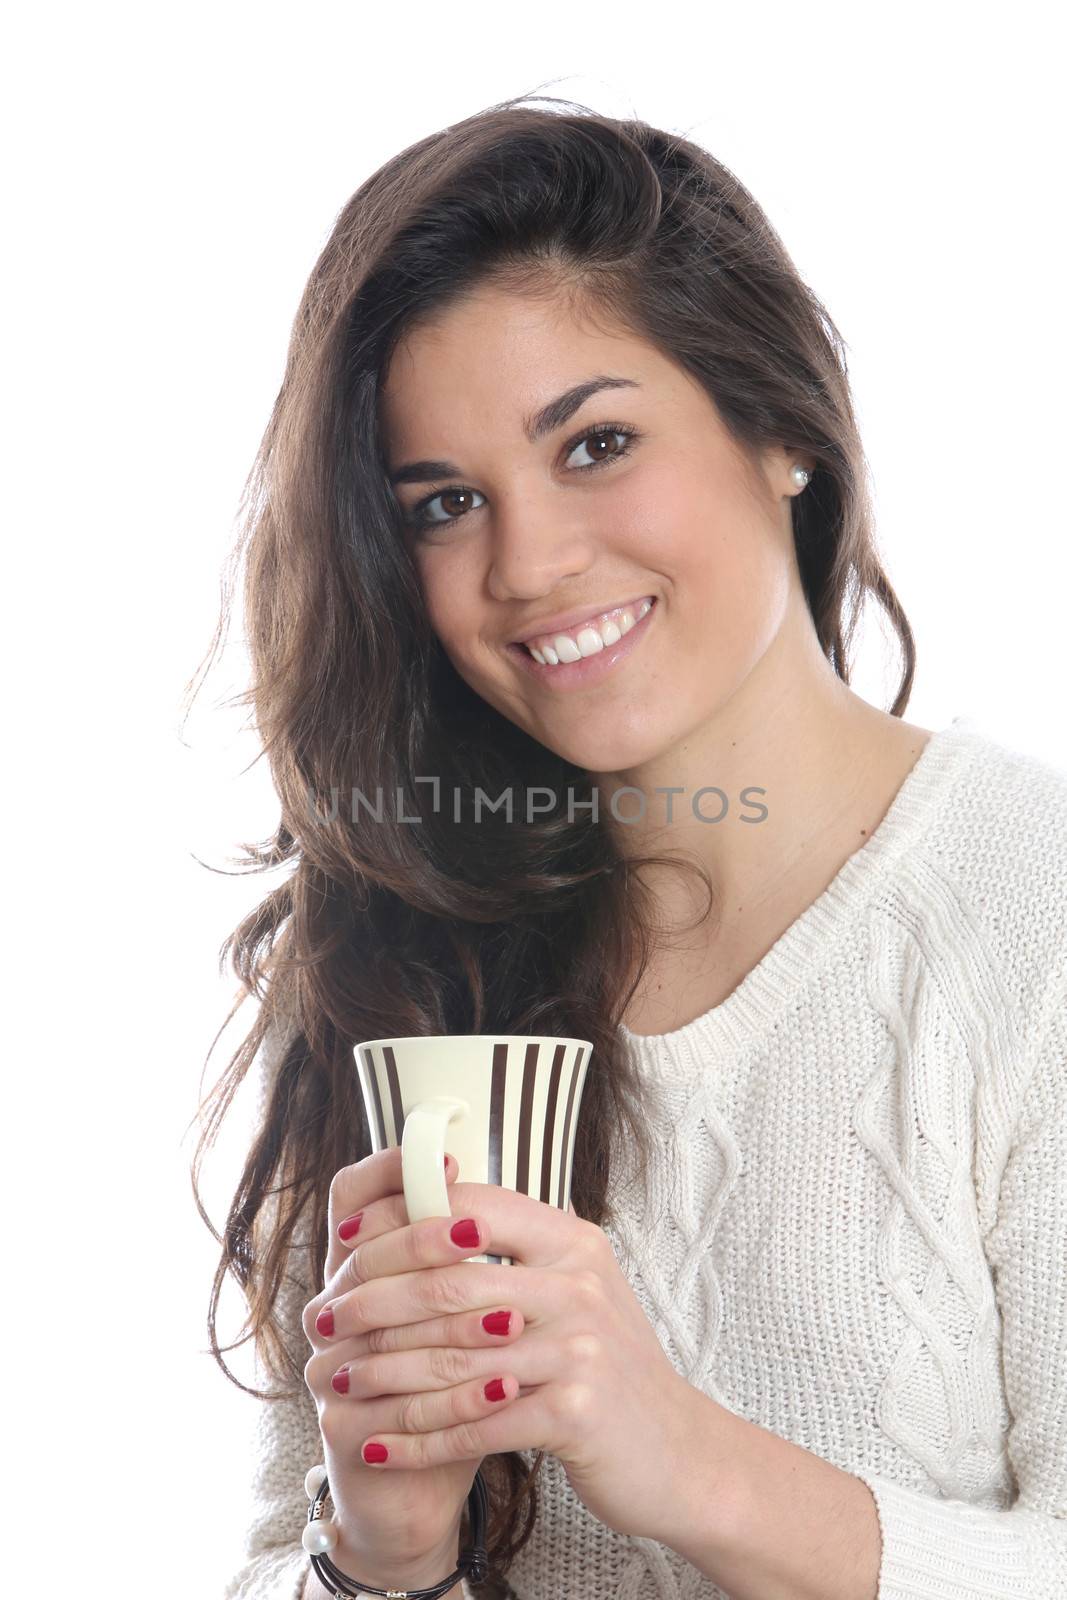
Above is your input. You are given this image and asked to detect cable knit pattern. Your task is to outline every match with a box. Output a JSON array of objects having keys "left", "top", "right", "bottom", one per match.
[{"left": 222, "top": 715, "right": 1067, "bottom": 1599}]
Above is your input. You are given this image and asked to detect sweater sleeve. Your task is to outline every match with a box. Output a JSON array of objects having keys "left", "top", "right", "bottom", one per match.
[
  {"left": 220, "top": 1160, "right": 324, "bottom": 1600},
  {"left": 852, "top": 993, "right": 1067, "bottom": 1599}
]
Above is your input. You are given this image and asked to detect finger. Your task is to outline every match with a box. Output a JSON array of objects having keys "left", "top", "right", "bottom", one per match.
[
  {"left": 360, "top": 1179, "right": 593, "bottom": 1273},
  {"left": 325, "top": 1146, "right": 458, "bottom": 1285},
  {"left": 320, "top": 1258, "right": 521, "bottom": 1344},
  {"left": 304, "top": 1299, "right": 526, "bottom": 1398},
  {"left": 330, "top": 1154, "right": 460, "bottom": 1271},
  {"left": 328, "top": 1257, "right": 559, "bottom": 1346},
  {"left": 358, "top": 1372, "right": 524, "bottom": 1466},
  {"left": 359, "top": 1390, "right": 547, "bottom": 1470},
  {"left": 303, "top": 1149, "right": 457, "bottom": 1344},
  {"left": 333, "top": 1333, "right": 542, "bottom": 1403},
  {"left": 346, "top": 1302, "right": 525, "bottom": 1359},
  {"left": 338, "top": 1209, "right": 489, "bottom": 1301}
]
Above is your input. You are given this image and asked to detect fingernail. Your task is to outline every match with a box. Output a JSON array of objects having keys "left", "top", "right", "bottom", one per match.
[
  {"left": 362, "top": 1441, "right": 389, "bottom": 1464},
  {"left": 484, "top": 1378, "right": 507, "bottom": 1402},
  {"left": 482, "top": 1310, "right": 512, "bottom": 1336},
  {"left": 316, "top": 1306, "right": 335, "bottom": 1338},
  {"left": 444, "top": 1154, "right": 450, "bottom": 1170},
  {"left": 331, "top": 1366, "right": 350, "bottom": 1394},
  {"left": 338, "top": 1213, "right": 363, "bottom": 1241},
  {"left": 450, "top": 1217, "right": 480, "bottom": 1249}
]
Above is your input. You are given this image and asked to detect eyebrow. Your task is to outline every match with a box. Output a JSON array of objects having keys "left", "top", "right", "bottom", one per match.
[{"left": 387, "top": 375, "right": 641, "bottom": 487}]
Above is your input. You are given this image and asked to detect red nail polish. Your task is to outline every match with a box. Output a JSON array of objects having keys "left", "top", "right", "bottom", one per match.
[
  {"left": 484, "top": 1378, "right": 507, "bottom": 1402},
  {"left": 338, "top": 1213, "right": 363, "bottom": 1241},
  {"left": 482, "top": 1310, "right": 512, "bottom": 1336},
  {"left": 331, "top": 1366, "right": 350, "bottom": 1394},
  {"left": 363, "top": 1441, "right": 389, "bottom": 1464},
  {"left": 450, "top": 1217, "right": 480, "bottom": 1248},
  {"left": 316, "top": 1306, "right": 335, "bottom": 1338},
  {"left": 443, "top": 1155, "right": 449, "bottom": 1170}
]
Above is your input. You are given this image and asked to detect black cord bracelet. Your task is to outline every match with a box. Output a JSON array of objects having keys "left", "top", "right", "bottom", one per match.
[{"left": 303, "top": 1464, "right": 489, "bottom": 1598}]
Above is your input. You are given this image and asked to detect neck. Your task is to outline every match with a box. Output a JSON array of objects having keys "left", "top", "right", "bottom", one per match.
[{"left": 596, "top": 599, "right": 920, "bottom": 949}]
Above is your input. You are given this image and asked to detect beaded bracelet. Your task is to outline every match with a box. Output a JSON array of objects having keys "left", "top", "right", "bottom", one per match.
[{"left": 302, "top": 1461, "right": 489, "bottom": 1598}]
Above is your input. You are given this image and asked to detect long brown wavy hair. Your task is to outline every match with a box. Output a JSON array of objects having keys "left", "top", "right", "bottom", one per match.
[{"left": 187, "top": 92, "right": 914, "bottom": 1595}]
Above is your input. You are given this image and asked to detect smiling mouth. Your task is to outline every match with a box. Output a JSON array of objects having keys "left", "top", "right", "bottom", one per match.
[
  {"left": 505, "top": 596, "right": 658, "bottom": 689},
  {"left": 514, "top": 598, "right": 654, "bottom": 663}
]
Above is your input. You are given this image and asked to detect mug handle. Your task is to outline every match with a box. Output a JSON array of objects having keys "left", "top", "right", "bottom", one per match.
[{"left": 401, "top": 1095, "right": 471, "bottom": 1226}]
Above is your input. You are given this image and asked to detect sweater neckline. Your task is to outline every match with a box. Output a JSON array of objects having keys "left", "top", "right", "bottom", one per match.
[{"left": 617, "top": 714, "right": 985, "bottom": 1073}]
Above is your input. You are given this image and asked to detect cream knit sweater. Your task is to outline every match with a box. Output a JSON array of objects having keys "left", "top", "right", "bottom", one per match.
[{"left": 222, "top": 714, "right": 1067, "bottom": 1599}]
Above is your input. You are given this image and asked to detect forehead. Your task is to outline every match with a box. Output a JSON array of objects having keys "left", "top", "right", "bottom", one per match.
[{"left": 379, "top": 285, "right": 662, "bottom": 444}]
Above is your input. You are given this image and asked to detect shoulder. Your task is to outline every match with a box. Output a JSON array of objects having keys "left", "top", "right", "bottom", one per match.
[
  {"left": 914, "top": 720, "right": 1067, "bottom": 1031},
  {"left": 930, "top": 720, "right": 1067, "bottom": 909},
  {"left": 958, "top": 720, "right": 1067, "bottom": 822}
]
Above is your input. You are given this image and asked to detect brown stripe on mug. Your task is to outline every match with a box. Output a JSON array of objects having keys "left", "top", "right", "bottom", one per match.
[
  {"left": 515, "top": 1042, "right": 539, "bottom": 1196},
  {"left": 485, "top": 1042, "right": 510, "bottom": 1264},
  {"left": 383, "top": 1045, "right": 406, "bottom": 1146},
  {"left": 540, "top": 1044, "right": 567, "bottom": 1205},
  {"left": 359, "top": 1046, "right": 388, "bottom": 1149}
]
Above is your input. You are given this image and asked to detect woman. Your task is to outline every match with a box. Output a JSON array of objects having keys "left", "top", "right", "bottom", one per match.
[{"left": 197, "top": 97, "right": 1067, "bottom": 1600}]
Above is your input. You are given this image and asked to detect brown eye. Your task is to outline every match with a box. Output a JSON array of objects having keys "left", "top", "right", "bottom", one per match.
[
  {"left": 565, "top": 427, "right": 632, "bottom": 469},
  {"left": 438, "top": 490, "right": 476, "bottom": 515},
  {"left": 405, "top": 485, "right": 487, "bottom": 533}
]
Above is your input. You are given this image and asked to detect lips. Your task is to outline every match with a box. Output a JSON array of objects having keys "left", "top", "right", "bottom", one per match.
[
  {"left": 505, "top": 595, "right": 658, "bottom": 689},
  {"left": 509, "top": 596, "right": 652, "bottom": 647}
]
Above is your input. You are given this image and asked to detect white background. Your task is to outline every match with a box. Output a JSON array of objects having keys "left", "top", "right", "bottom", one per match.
[{"left": 6, "top": 3, "right": 1064, "bottom": 1594}]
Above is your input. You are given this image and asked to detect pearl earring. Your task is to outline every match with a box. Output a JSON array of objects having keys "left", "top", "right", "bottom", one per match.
[{"left": 791, "top": 463, "right": 811, "bottom": 489}]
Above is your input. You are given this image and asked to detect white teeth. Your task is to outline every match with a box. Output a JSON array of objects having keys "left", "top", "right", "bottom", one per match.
[{"left": 522, "top": 598, "right": 653, "bottom": 665}]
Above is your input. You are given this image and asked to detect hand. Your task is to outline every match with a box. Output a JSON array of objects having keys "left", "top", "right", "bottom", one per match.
[
  {"left": 302, "top": 1148, "right": 487, "bottom": 1578},
  {"left": 314, "top": 1161, "right": 698, "bottom": 1546}
]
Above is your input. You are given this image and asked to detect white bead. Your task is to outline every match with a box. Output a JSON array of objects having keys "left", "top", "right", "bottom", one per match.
[
  {"left": 791, "top": 465, "right": 810, "bottom": 487},
  {"left": 302, "top": 1518, "right": 339, "bottom": 1555},
  {"left": 304, "top": 1462, "right": 327, "bottom": 1500}
]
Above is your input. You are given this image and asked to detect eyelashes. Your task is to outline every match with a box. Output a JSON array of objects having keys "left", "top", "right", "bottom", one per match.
[{"left": 401, "top": 422, "right": 641, "bottom": 535}]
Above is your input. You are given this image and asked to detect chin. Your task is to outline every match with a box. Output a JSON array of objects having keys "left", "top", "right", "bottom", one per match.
[{"left": 539, "top": 728, "right": 667, "bottom": 782}]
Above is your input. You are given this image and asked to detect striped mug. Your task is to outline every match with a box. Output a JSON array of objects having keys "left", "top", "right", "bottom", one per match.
[{"left": 354, "top": 1035, "right": 593, "bottom": 1265}]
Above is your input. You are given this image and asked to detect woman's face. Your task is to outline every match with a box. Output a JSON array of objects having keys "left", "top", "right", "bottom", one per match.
[{"left": 379, "top": 283, "right": 808, "bottom": 777}]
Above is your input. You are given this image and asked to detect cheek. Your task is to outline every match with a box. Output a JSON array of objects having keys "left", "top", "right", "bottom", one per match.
[
  {"left": 610, "top": 461, "right": 686, "bottom": 554},
  {"left": 639, "top": 471, "right": 789, "bottom": 662},
  {"left": 693, "top": 509, "right": 792, "bottom": 673},
  {"left": 698, "top": 508, "right": 769, "bottom": 592},
  {"left": 630, "top": 467, "right": 780, "bottom": 601},
  {"left": 416, "top": 549, "right": 477, "bottom": 649}
]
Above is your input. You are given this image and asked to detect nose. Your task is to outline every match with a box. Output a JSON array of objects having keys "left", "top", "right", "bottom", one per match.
[{"left": 485, "top": 489, "right": 597, "bottom": 603}]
